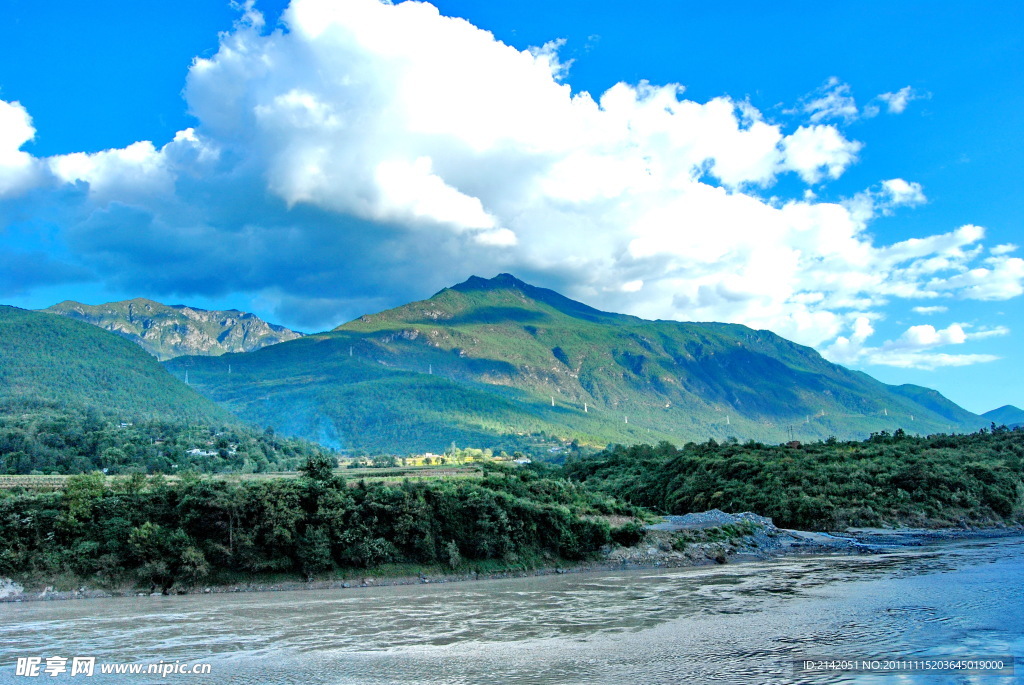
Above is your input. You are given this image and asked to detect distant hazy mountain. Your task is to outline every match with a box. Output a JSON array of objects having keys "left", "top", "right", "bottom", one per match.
[
  {"left": 0, "top": 305, "right": 232, "bottom": 423},
  {"left": 982, "top": 405, "right": 1024, "bottom": 427},
  {"left": 165, "top": 274, "right": 988, "bottom": 452},
  {"left": 43, "top": 298, "right": 302, "bottom": 361}
]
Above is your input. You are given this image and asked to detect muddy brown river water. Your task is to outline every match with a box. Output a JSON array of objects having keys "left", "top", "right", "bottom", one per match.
[{"left": 2, "top": 536, "right": 1022, "bottom": 684}]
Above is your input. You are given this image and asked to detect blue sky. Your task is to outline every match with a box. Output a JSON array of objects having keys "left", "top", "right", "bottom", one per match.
[{"left": 0, "top": 0, "right": 1021, "bottom": 414}]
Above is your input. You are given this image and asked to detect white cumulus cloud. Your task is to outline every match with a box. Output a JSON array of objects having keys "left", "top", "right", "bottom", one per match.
[
  {"left": 0, "top": 0, "right": 1019, "bottom": 360},
  {"left": 0, "top": 99, "right": 44, "bottom": 198}
]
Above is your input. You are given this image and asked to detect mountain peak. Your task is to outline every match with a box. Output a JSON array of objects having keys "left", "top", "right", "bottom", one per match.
[
  {"left": 982, "top": 405, "right": 1024, "bottom": 426},
  {"left": 125, "top": 297, "right": 166, "bottom": 307},
  {"left": 440, "top": 273, "right": 630, "bottom": 325},
  {"left": 449, "top": 273, "right": 529, "bottom": 293}
]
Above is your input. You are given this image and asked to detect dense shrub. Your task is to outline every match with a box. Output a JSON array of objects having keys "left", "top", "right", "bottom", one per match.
[
  {"left": 610, "top": 521, "right": 647, "bottom": 547},
  {"left": 564, "top": 429, "right": 1024, "bottom": 529},
  {"left": 0, "top": 465, "right": 612, "bottom": 589}
]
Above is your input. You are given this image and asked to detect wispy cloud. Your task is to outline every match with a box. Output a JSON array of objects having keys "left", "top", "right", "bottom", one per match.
[
  {"left": 795, "top": 77, "right": 860, "bottom": 123},
  {"left": 877, "top": 86, "right": 930, "bottom": 114},
  {"left": 791, "top": 78, "right": 931, "bottom": 122}
]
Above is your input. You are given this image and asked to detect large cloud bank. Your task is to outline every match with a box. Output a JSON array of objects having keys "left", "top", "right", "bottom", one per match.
[{"left": 1, "top": 0, "right": 1020, "bottom": 369}]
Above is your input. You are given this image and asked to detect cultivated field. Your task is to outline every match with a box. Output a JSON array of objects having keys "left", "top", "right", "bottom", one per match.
[{"left": 0, "top": 465, "right": 482, "bottom": 490}]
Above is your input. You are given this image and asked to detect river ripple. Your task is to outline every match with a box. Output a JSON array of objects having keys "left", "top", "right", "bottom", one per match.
[{"left": 2, "top": 536, "right": 1022, "bottom": 684}]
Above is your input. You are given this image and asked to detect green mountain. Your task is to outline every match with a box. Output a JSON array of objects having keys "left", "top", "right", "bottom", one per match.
[
  {"left": 983, "top": 405, "right": 1024, "bottom": 427},
  {"left": 885, "top": 383, "right": 983, "bottom": 425},
  {"left": 43, "top": 298, "right": 303, "bottom": 361},
  {"left": 0, "top": 306, "right": 232, "bottom": 424},
  {"left": 164, "top": 274, "right": 989, "bottom": 453}
]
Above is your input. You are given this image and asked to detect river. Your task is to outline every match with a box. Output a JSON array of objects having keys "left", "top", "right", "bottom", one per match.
[{"left": 2, "top": 536, "right": 1022, "bottom": 684}]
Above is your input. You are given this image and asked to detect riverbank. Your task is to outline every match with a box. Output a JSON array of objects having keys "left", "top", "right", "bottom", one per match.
[{"left": 3, "top": 512, "right": 1022, "bottom": 603}]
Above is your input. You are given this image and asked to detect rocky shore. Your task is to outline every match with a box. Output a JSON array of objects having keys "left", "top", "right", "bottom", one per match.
[{"left": 3, "top": 510, "right": 1021, "bottom": 603}]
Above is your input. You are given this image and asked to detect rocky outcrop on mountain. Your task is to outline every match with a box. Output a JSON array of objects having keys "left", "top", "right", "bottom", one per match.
[{"left": 43, "top": 299, "right": 303, "bottom": 361}]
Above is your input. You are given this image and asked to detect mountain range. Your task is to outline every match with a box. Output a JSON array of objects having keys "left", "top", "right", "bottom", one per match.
[
  {"left": 162, "top": 274, "right": 991, "bottom": 452},
  {"left": 42, "top": 298, "right": 303, "bottom": 361}
]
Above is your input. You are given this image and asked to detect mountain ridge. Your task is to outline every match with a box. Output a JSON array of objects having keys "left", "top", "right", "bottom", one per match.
[{"left": 165, "top": 274, "right": 989, "bottom": 452}]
